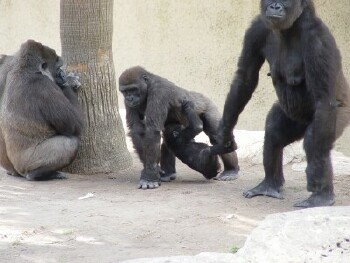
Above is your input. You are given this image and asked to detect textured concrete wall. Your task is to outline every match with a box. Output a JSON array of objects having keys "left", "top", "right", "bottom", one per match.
[{"left": 0, "top": 0, "right": 348, "bottom": 154}]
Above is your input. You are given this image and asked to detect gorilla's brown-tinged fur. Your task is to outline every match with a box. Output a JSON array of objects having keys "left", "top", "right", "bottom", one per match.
[
  {"left": 0, "top": 40, "right": 83, "bottom": 180},
  {"left": 119, "top": 66, "right": 239, "bottom": 189}
]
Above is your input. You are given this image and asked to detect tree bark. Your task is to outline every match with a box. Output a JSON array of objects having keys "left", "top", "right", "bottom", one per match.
[{"left": 60, "top": 0, "right": 132, "bottom": 174}]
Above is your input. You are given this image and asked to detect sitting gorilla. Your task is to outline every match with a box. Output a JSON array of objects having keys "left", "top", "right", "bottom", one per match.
[
  {"left": 0, "top": 40, "right": 83, "bottom": 180},
  {"left": 217, "top": 0, "right": 350, "bottom": 207},
  {"left": 119, "top": 66, "right": 239, "bottom": 189}
]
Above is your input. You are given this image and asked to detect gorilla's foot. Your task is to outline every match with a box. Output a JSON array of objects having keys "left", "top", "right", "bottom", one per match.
[
  {"left": 160, "top": 173, "right": 176, "bottom": 182},
  {"left": 243, "top": 180, "right": 283, "bottom": 199},
  {"left": 138, "top": 179, "right": 161, "bottom": 189},
  {"left": 294, "top": 192, "right": 335, "bottom": 208},
  {"left": 52, "top": 172, "right": 67, "bottom": 180},
  {"left": 7, "top": 171, "right": 21, "bottom": 177},
  {"left": 214, "top": 169, "right": 239, "bottom": 181},
  {"left": 25, "top": 171, "right": 67, "bottom": 181}
]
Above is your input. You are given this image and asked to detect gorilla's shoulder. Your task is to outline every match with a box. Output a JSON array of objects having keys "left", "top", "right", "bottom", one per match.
[{"left": 247, "top": 16, "right": 270, "bottom": 36}]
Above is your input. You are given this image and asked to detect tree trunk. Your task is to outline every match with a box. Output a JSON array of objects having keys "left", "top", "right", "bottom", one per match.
[{"left": 60, "top": 0, "right": 132, "bottom": 174}]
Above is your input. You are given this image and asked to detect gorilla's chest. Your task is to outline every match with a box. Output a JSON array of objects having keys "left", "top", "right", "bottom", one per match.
[
  {"left": 266, "top": 37, "right": 314, "bottom": 121},
  {"left": 270, "top": 39, "right": 305, "bottom": 88}
]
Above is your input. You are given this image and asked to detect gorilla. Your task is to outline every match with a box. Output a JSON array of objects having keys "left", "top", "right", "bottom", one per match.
[
  {"left": 119, "top": 66, "right": 239, "bottom": 189},
  {"left": 162, "top": 99, "right": 226, "bottom": 179},
  {"left": 163, "top": 123, "right": 221, "bottom": 179},
  {"left": 0, "top": 40, "right": 83, "bottom": 180},
  {"left": 218, "top": 0, "right": 350, "bottom": 207}
]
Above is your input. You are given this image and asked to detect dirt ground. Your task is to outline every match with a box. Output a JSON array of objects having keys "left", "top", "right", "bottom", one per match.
[{"left": 0, "top": 154, "right": 350, "bottom": 263}]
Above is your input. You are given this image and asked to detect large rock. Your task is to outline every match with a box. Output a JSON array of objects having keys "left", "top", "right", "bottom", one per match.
[
  {"left": 122, "top": 207, "right": 350, "bottom": 263},
  {"left": 233, "top": 206, "right": 350, "bottom": 263}
]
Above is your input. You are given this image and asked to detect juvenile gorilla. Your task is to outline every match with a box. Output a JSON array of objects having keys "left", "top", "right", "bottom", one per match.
[
  {"left": 218, "top": 0, "right": 350, "bottom": 207},
  {"left": 0, "top": 40, "right": 83, "bottom": 180},
  {"left": 119, "top": 66, "right": 239, "bottom": 189}
]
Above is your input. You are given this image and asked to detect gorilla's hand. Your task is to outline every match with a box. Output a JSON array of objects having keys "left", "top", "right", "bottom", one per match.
[
  {"left": 216, "top": 120, "right": 237, "bottom": 153},
  {"left": 165, "top": 125, "right": 185, "bottom": 145},
  {"left": 210, "top": 143, "right": 234, "bottom": 155},
  {"left": 56, "top": 68, "right": 81, "bottom": 91},
  {"left": 64, "top": 72, "right": 81, "bottom": 91},
  {"left": 139, "top": 165, "right": 161, "bottom": 189}
]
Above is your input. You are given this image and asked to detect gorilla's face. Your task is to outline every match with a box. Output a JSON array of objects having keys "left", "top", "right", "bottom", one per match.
[
  {"left": 119, "top": 81, "right": 148, "bottom": 109},
  {"left": 260, "top": 0, "right": 304, "bottom": 30}
]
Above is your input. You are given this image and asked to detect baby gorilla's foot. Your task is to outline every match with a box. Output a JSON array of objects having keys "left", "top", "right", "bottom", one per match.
[
  {"left": 294, "top": 191, "right": 335, "bottom": 208},
  {"left": 243, "top": 180, "right": 283, "bottom": 199}
]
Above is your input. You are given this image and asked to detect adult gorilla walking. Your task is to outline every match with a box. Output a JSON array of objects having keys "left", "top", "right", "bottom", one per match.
[{"left": 218, "top": 0, "right": 350, "bottom": 207}]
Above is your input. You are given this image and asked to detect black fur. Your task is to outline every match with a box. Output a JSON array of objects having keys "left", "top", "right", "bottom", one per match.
[
  {"left": 119, "top": 66, "right": 240, "bottom": 189},
  {"left": 163, "top": 123, "right": 221, "bottom": 179},
  {"left": 218, "top": 0, "right": 350, "bottom": 207}
]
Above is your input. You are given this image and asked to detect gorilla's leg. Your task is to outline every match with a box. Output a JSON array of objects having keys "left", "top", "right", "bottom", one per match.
[
  {"left": 11, "top": 136, "right": 79, "bottom": 181},
  {"left": 0, "top": 134, "right": 18, "bottom": 176},
  {"left": 335, "top": 104, "right": 350, "bottom": 139},
  {"left": 202, "top": 110, "right": 239, "bottom": 181},
  {"left": 294, "top": 127, "right": 335, "bottom": 207},
  {"left": 244, "top": 103, "right": 307, "bottom": 199},
  {"left": 160, "top": 143, "right": 177, "bottom": 182}
]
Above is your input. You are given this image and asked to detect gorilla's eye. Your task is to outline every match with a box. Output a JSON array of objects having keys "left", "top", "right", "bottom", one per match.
[{"left": 42, "top": 62, "right": 48, "bottom": 70}]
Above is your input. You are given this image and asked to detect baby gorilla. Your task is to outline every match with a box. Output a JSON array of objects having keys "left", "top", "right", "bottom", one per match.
[
  {"left": 163, "top": 100, "right": 223, "bottom": 179},
  {"left": 163, "top": 123, "right": 221, "bottom": 179}
]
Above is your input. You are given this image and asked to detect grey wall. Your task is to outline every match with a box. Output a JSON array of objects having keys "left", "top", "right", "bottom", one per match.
[{"left": 0, "top": 0, "right": 349, "bottom": 155}]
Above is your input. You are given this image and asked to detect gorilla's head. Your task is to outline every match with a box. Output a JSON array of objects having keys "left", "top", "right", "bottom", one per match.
[{"left": 260, "top": 0, "right": 312, "bottom": 30}]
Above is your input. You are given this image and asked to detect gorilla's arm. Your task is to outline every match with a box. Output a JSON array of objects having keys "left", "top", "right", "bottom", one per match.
[
  {"left": 126, "top": 108, "right": 146, "bottom": 163},
  {"left": 219, "top": 19, "right": 266, "bottom": 145},
  {"left": 302, "top": 28, "right": 338, "bottom": 181},
  {"left": 179, "top": 100, "right": 203, "bottom": 142},
  {"left": 142, "top": 93, "right": 169, "bottom": 181},
  {"left": 39, "top": 77, "right": 83, "bottom": 136},
  {"left": 60, "top": 73, "right": 81, "bottom": 107}
]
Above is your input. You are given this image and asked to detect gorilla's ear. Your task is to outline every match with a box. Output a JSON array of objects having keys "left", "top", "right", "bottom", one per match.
[
  {"left": 41, "top": 62, "right": 48, "bottom": 70},
  {"left": 39, "top": 62, "right": 54, "bottom": 81}
]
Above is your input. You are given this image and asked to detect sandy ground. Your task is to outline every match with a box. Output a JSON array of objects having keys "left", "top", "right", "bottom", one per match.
[{"left": 1, "top": 153, "right": 349, "bottom": 263}]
